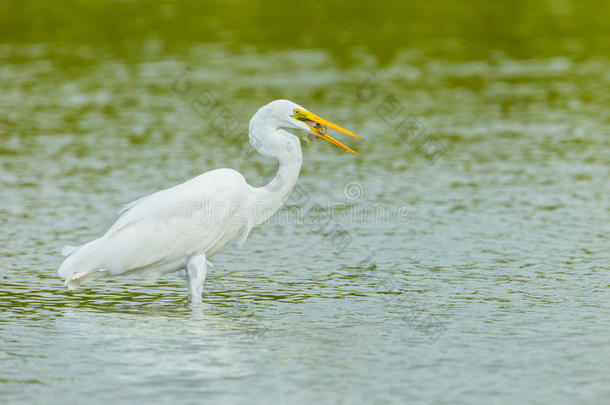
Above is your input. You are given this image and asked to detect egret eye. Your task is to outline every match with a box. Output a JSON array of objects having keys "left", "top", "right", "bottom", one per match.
[{"left": 293, "top": 109, "right": 308, "bottom": 120}]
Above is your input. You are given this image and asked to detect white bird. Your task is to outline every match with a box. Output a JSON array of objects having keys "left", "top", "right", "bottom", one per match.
[{"left": 57, "top": 100, "right": 362, "bottom": 304}]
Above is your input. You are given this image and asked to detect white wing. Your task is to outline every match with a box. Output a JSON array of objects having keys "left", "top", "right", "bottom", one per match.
[{"left": 58, "top": 168, "right": 253, "bottom": 281}]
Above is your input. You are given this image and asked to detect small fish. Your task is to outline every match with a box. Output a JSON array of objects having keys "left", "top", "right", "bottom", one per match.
[
  {"left": 304, "top": 123, "right": 328, "bottom": 145},
  {"left": 304, "top": 133, "right": 319, "bottom": 146},
  {"left": 313, "top": 123, "right": 328, "bottom": 134}
]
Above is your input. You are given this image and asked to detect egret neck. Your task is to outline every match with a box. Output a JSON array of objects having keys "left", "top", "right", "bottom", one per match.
[{"left": 250, "top": 127, "right": 303, "bottom": 226}]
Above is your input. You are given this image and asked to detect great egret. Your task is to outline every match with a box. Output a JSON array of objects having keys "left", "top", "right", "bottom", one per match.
[{"left": 57, "top": 99, "right": 361, "bottom": 304}]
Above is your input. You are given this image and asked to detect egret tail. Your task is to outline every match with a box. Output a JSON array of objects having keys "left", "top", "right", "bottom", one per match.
[{"left": 58, "top": 238, "right": 106, "bottom": 289}]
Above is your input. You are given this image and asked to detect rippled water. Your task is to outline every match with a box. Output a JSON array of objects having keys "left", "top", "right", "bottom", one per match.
[{"left": 2, "top": 1, "right": 610, "bottom": 403}]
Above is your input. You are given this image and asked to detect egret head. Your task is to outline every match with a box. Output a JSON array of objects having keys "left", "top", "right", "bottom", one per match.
[{"left": 249, "top": 99, "right": 362, "bottom": 156}]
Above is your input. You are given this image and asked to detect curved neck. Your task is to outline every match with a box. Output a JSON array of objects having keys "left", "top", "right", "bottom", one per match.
[{"left": 250, "top": 129, "right": 302, "bottom": 226}]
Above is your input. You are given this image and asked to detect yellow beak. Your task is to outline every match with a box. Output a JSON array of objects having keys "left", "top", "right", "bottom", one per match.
[{"left": 295, "top": 110, "right": 362, "bottom": 155}]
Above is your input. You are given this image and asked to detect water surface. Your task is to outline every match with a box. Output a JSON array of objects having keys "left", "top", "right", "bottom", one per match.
[{"left": 1, "top": 1, "right": 609, "bottom": 403}]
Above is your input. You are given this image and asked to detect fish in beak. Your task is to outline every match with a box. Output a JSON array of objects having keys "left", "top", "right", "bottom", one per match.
[{"left": 292, "top": 108, "right": 362, "bottom": 154}]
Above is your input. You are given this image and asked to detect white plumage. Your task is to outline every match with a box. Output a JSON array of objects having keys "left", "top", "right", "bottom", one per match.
[{"left": 58, "top": 99, "right": 361, "bottom": 304}]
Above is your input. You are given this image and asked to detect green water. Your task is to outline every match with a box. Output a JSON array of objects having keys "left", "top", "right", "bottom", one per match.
[{"left": 1, "top": 1, "right": 609, "bottom": 403}]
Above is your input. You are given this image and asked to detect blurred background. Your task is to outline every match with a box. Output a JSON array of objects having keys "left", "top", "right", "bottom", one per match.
[{"left": 1, "top": 1, "right": 609, "bottom": 404}]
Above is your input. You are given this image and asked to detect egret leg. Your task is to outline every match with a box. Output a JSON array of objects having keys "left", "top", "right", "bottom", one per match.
[{"left": 185, "top": 253, "right": 207, "bottom": 306}]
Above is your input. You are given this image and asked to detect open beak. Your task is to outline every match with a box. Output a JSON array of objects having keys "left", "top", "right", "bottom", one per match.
[{"left": 295, "top": 110, "right": 362, "bottom": 155}]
